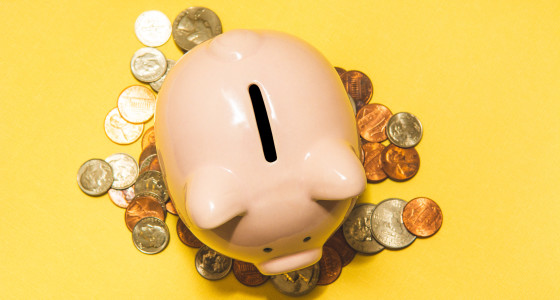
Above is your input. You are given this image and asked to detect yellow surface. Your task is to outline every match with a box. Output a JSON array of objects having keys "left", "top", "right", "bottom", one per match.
[{"left": 1, "top": 0, "right": 559, "bottom": 298}]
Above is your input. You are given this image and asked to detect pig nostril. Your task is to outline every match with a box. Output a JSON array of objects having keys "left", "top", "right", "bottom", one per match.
[
  {"left": 303, "top": 236, "right": 311, "bottom": 242},
  {"left": 263, "top": 247, "right": 273, "bottom": 253}
]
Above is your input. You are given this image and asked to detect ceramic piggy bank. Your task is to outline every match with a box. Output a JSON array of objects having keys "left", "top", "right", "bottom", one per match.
[{"left": 155, "top": 29, "right": 366, "bottom": 275}]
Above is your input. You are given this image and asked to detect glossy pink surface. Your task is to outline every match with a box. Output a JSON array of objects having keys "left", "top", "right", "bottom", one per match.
[{"left": 155, "top": 29, "right": 366, "bottom": 275}]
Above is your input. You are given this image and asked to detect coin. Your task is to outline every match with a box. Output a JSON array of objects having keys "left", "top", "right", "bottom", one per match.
[
  {"left": 340, "top": 70, "right": 373, "bottom": 111},
  {"left": 177, "top": 218, "right": 204, "bottom": 248},
  {"left": 172, "top": 7, "right": 222, "bottom": 52},
  {"left": 370, "top": 198, "right": 416, "bottom": 249},
  {"left": 138, "top": 143, "right": 157, "bottom": 167},
  {"left": 133, "top": 170, "right": 167, "bottom": 203},
  {"left": 324, "top": 227, "right": 356, "bottom": 267},
  {"left": 105, "top": 153, "right": 138, "bottom": 189},
  {"left": 386, "top": 112, "right": 423, "bottom": 148},
  {"left": 139, "top": 154, "right": 160, "bottom": 174},
  {"left": 135, "top": 10, "right": 172, "bottom": 47},
  {"left": 270, "top": 263, "right": 320, "bottom": 296},
  {"left": 195, "top": 246, "right": 232, "bottom": 280},
  {"left": 150, "top": 59, "right": 175, "bottom": 92},
  {"left": 165, "top": 200, "right": 177, "bottom": 215},
  {"left": 104, "top": 107, "right": 143, "bottom": 145},
  {"left": 77, "top": 159, "right": 114, "bottom": 196},
  {"left": 132, "top": 217, "right": 170, "bottom": 254},
  {"left": 141, "top": 126, "right": 156, "bottom": 149},
  {"left": 402, "top": 197, "right": 443, "bottom": 237},
  {"left": 380, "top": 144, "right": 420, "bottom": 181},
  {"left": 108, "top": 186, "right": 135, "bottom": 208},
  {"left": 125, "top": 195, "right": 166, "bottom": 231},
  {"left": 356, "top": 103, "right": 392, "bottom": 142},
  {"left": 343, "top": 203, "right": 385, "bottom": 254},
  {"left": 130, "top": 47, "right": 167, "bottom": 83},
  {"left": 116, "top": 85, "right": 157, "bottom": 124},
  {"left": 335, "top": 66, "right": 346, "bottom": 76},
  {"left": 232, "top": 260, "right": 269, "bottom": 287},
  {"left": 316, "top": 246, "right": 342, "bottom": 285},
  {"left": 362, "top": 142, "right": 387, "bottom": 182}
]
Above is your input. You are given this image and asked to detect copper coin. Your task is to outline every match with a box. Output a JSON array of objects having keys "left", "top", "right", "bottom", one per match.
[
  {"left": 165, "top": 200, "right": 177, "bottom": 215},
  {"left": 403, "top": 197, "right": 443, "bottom": 237},
  {"left": 356, "top": 103, "right": 392, "bottom": 142},
  {"left": 381, "top": 144, "right": 420, "bottom": 181},
  {"left": 176, "top": 218, "right": 204, "bottom": 248},
  {"left": 362, "top": 142, "right": 387, "bottom": 182},
  {"left": 104, "top": 107, "right": 144, "bottom": 145},
  {"left": 232, "top": 260, "right": 270, "bottom": 287},
  {"left": 316, "top": 246, "right": 342, "bottom": 285},
  {"left": 139, "top": 155, "right": 161, "bottom": 174},
  {"left": 335, "top": 66, "right": 346, "bottom": 76},
  {"left": 142, "top": 126, "right": 156, "bottom": 149},
  {"left": 117, "top": 85, "right": 156, "bottom": 124},
  {"left": 340, "top": 70, "right": 373, "bottom": 111},
  {"left": 324, "top": 227, "right": 356, "bottom": 267},
  {"left": 124, "top": 195, "right": 166, "bottom": 231},
  {"left": 108, "top": 187, "right": 135, "bottom": 208},
  {"left": 138, "top": 144, "right": 157, "bottom": 167}
]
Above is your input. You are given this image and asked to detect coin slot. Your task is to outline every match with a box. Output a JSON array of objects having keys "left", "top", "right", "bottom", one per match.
[
  {"left": 248, "top": 84, "right": 277, "bottom": 163},
  {"left": 263, "top": 247, "right": 273, "bottom": 253},
  {"left": 303, "top": 236, "right": 311, "bottom": 242}
]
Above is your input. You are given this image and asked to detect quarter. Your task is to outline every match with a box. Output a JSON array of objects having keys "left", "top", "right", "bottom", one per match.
[
  {"left": 172, "top": 7, "right": 222, "bottom": 52},
  {"left": 342, "top": 203, "right": 384, "bottom": 254},
  {"left": 370, "top": 198, "right": 416, "bottom": 249},
  {"left": 386, "top": 112, "right": 423, "bottom": 148}
]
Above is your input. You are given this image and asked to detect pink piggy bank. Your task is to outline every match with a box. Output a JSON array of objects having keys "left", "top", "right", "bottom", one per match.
[{"left": 155, "top": 29, "right": 366, "bottom": 275}]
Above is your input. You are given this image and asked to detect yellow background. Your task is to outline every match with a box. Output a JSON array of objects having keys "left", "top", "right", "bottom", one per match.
[{"left": 1, "top": 0, "right": 559, "bottom": 298}]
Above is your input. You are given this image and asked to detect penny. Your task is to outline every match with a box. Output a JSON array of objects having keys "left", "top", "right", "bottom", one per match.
[
  {"left": 165, "top": 200, "right": 177, "bottom": 215},
  {"left": 362, "top": 142, "right": 387, "bottom": 182},
  {"left": 316, "top": 246, "right": 342, "bottom": 285},
  {"left": 335, "top": 66, "right": 346, "bottom": 76},
  {"left": 381, "top": 144, "right": 420, "bottom": 181},
  {"left": 232, "top": 260, "right": 269, "bottom": 287},
  {"left": 356, "top": 103, "right": 392, "bottom": 142},
  {"left": 108, "top": 186, "right": 135, "bottom": 208},
  {"left": 340, "top": 70, "right": 373, "bottom": 112},
  {"left": 370, "top": 198, "right": 416, "bottom": 249},
  {"left": 177, "top": 218, "right": 204, "bottom": 248},
  {"left": 403, "top": 197, "right": 443, "bottom": 237},
  {"left": 134, "top": 170, "right": 167, "bottom": 203},
  {"left": 105, "top": 153, "right": 138, "bottom": 189},
  {"left": 172, "top": 7, "right": 222, "bottom": 52},
  {"left": 77, "top": 159, "right": 113, "bottom": 196},
  {"left": 324, "top": 227, "right": 356, "bottom": 267},
  {"left": 132, "top": 217, "right": 170, "bottom": 254},
  {"left": 138, "top": 144, "right": 157, "bottom": 167},
  {"left": 130, "top": 47, "right": 167, "bottom": 83},
  {"left": 125, "top": 195, "right": 166, "bottom": 231},
  {"left": 104, "top": 107, "right": 143, "bottom": 145},
  {"left": 342, "top": 203, "right": 384, "bottom": 254},
  {"left": 135, "top": 10, "right": 172, "bottom": 47},
  {"left": 270, "top": 263, "right": 320, "bottom": 297},
  {"left": 141, "top": 126, "right": 156, "bottom": 149},
  {"left": 386, "top": 112, "right": 423, "bottom": 148},
  {"left": 195, "top": 246, "right": 232, "bottom": 280},
  {"left": 150, "top": 59, "right": 175, "bottom": 92},
  {"left": 117, "top": 85, "right": 157, "bottom": 124}
]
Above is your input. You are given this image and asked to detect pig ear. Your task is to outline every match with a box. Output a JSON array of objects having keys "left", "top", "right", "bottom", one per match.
[
  {"left": 304, "top": 139, "right": 366, "bottom": 200},
  {"left": 185, "top": 166, "right": 248, "bottom": 230}
]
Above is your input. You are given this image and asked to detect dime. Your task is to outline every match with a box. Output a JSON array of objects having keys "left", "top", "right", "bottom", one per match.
[
  {"left": 134, "top": 170, "right": 167, "bottom": 203},
  {"left": 386, "top": 112, "right": 423, "bottom": 148},
  {"left": 370, "top": 198, "right": 416, "bottom": 249},
  {"left": 77, "top": 159, "right": 114, "bottom": 196},
  {"left": 108, "top": 186, "right": 135, "bottom": 208},
  {"left": 362, "top": 142, "right": 387, "bottom": 182},
  {"left": 177, "top": 218, "right": 204, "bottom": 248},
  {"left": 340, "top": 70, "right": 373, "bottom": 112},
  {"left": 324, "top": 227, "right": 356, "bottom": 267},
  {"left": 356, "top": 103, "right": 392, "bottom": 142},
  {"left": 130, "top": 47, "right": 167, "bottom": 83},
  {"left": 316, "top": 246, "right": 342, "bottom": 285},
  {"left": 139, "top": 143, "right": 157, "bottom": 167},
  {"left": 270, "top": 263, "right": 320, "bottom": 296},
  {"left": 125, "top": 195, "right": 166, "bottom": 231},
  {"left": 232, "top": 260, "right": 269, "bottom": 287},
  {"left": 141, "top": 126, "right": 156, "bottom": 149},
  {"left": 342, "top": 203, "right": 384, "bottom": 254},
  {"left": 402, "top": 197, "right": 443, "bottom": 237},
  {"left": 165, "top": 200, "right": 177, "bottom": 215},
  {"left": 172, "top": 7, "right": 222, "bottom": 52},
  {"left": 335, "top": 66, "right": 346, "bottom": 76},
  {"left": 132, "top": 217, "right": 170, "bottom": 254},
  {"left": 381, "top": 144, "right": 420, "bottom": 181},
  {"left": 150, "top": 59, "right": 175, "bottom": 92},
  {"left": 104, "top": 107, "right": 143, "bottom": 145},
  {"left": 195, "top": 246, "right": 232, "bottom": 280},
  {"left": 139, "top": 154, "right": 160, "bottom": 174},
  {"left": 105, "top": 153, "right": 138, "bottom": 189},
  {"left": 117, "top": 85, "right": 157, "bottom": 124},
  {"left": 135, "top": 10, "right": 172, "bottom": 47}
]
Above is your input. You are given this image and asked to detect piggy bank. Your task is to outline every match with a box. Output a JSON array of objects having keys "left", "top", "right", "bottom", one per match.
[{"left": 155, "top": 29, "right": 366, "bottom": 275}]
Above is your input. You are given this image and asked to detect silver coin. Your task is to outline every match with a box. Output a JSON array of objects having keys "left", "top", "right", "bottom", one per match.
[
  {"left": 108, "top": 187, "right": 135, "bottom": 208},
  {"left": 150, "top": 59, "right": 175, "bottom": 92},
  {"left": 105, "top": 153, "right": 138, "bottom": 189},
  {"left": 130, "top": 47, "right": 167, "bottom": 83},
  {"left": 343, "top": 203, "right": 384, "bottom": 254},
  {"left": 172, "top": 7, "right": 222, "bottom": 52},
  {"left": 133, "top": 170, "right": 167, "bottom": 203},
  {"left": 270, "top": 263, "right": 320, "bottom": 297},
  {"left": 77, "top": 159, "right": 113, "bottom": 196},
  {"left": 370, "top": 198, "right": 416, "bottom": 249},
  {"left": 139, "top": 153, "right": 157, "bottom": 173},
  {"left": 386, "top": 112, "right": 423, "bottom": 148},
  {"left": 132, "top": 217, "right": 169, "bottom": 254},
  {"left": 195, "top": 245, "right": 232, "bottom": 280},
  {"left": 135, "top": 10, "right": 172, "bottom": 47}
]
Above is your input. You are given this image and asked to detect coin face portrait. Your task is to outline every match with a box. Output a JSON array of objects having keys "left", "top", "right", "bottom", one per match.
[
  {"left": 138, "top": 223, "right": 166, "bottom": 247},
  {"left": 134, "top": 53, "right": 165, "bottom": 77},
  {"left": 81, "top": 164, "right": 110, "bottom": 190},
  {"left": 349, "top": 217, "right": 370, "bottom": 241},
  {"left": 202, "top": 251, "right": 228, "bottom": 273}
]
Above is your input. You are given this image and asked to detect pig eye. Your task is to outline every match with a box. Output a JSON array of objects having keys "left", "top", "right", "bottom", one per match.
[
  {"left": 248, "top": 84, "right": 277, "bottom": 163},
  {"left": 263, "top": 247, "right": 273, "bottom": 253}
]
